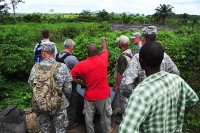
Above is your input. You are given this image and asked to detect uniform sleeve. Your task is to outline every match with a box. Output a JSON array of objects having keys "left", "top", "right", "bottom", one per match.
[
  {"left": 28, "top": 64, "right": 37, "bottom": 88},
  {"left": 54, "top": 63, "right": 72, "bottom": 98},
  {"left": 117, "top": 55, "right": 128, "bottom": 74},
  {"left": 54, "top": 45, "right": 58, "bottom": 58},
  {"left": 162, "top": 53, "right": 180, "bottom": 75},
  {"left": 119, "top": 94, "right": 150, "bottom": 133},
  {"left": 121, "top": 54, "right": 140, "bottom": 85}
]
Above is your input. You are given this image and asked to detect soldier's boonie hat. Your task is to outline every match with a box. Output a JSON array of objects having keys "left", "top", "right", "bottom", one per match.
[
  {"left": 116, "top": 35, "right": 130, "bottom": 44},
  {"left": 40, "top": 42, "right": 55, "bottom": 52},
  {"left": 142, "top": 26, "right": 157, "bottom": 35},
  {"left": 130, "top": 32, "right": 141, "bottom": 39}
]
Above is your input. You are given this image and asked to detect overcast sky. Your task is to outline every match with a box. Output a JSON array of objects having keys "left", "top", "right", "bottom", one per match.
[{"left": 13, "top": 0, "right": 200, "bottom": 15}]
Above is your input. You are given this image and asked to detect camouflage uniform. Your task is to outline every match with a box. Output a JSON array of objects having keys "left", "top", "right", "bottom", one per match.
[
  {"left": 130, "top": 32, "right": 142, "bottom": 54},
  {"left": 28, "top": 42, "right": 72, "bottom": 133},
  {"left": 135, "top": 42, "right": 142, "bottom": 54}
]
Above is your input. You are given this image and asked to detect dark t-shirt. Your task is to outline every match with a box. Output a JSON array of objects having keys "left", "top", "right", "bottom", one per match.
[{"left": 117, "top": 55, "right": 128, "bottom": 74}]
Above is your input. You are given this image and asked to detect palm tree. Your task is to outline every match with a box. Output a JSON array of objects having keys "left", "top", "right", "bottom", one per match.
[{"left": 153, "top": 4, "right": 174, "bottom": 25}]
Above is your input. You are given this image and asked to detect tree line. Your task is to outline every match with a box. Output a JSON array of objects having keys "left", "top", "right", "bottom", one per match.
[{"left": 0, "top": 1, "right": 200, "bottom": 27}]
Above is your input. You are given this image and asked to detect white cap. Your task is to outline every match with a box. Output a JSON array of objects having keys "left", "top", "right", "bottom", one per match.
[{"left": 116, "top": 35, "right": 130, "bottom": 44}]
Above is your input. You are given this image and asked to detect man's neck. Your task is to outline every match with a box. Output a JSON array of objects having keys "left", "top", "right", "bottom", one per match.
[
  {"left": 121, "top": 47, "right": 129, "bottom": 52},
  {"left": 64, "top": 49, "right": 71, "bottom": 53},
  {"left": 145, "top": 67, "right": 160, "bottom": 77},
  {"left": 42, "top": 38, "right": 49, "bottom": 41}
]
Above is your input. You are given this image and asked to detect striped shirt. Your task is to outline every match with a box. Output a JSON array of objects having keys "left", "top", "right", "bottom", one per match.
[{"left": 119, "top": 71, "right": 199, "bottom": 133}]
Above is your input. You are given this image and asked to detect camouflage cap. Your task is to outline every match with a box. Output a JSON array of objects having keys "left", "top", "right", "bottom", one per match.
[
  {"left": 130, "top": 32, "right": 141, "bottom": 39},
  {"left": 40, "top": 41, "right": 55, "bottom": 53},
  {"left": 142, "top": 26, "right": 157, "bottom": 35}
]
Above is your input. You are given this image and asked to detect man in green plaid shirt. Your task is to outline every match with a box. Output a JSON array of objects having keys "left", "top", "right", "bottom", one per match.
[{"left": 119, "top": 41, "right": 199, "bottom": 133}]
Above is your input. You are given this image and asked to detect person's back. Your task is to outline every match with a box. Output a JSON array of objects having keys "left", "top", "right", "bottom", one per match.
[
  {"left": 56, "top": 39, "right": 79, "bottom": 130},
  {"left": 71, "top": 38, "right": 112, "bottom": 133},
  {"left": 34, "top": 29, "right": 58, "bottom": 64},
  {"left": 72, "top": 48, "right": 110, "bottom": 100},
  {"left": 29, "top": 42, "right": 72, "bottom": 133}
]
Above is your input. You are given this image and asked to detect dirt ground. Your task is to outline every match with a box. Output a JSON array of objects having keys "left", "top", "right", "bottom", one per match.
[{"left": 67, "top": 110, "right": 121, "bottom": 133}]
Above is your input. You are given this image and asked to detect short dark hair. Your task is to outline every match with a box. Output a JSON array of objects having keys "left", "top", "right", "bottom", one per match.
[
  {"left": 42, "top": 29, "right": 50, "bottom": 38},
  {"left": 142, "top": 34, "right": 156, "bottom": 42},
  {"left": 139, "top": 41, "right": 164, "bottom": 68},
  {"left": 87, "top": 44, "right": 98, "bottom": 56}
]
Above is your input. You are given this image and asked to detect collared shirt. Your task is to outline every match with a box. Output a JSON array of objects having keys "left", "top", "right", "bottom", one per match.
[
  {"left": 119, "top": 71, "right": 199, "bottom": 133},
  {"left": 119, "top": 52, "right": 180, "bottom": 97},
  {"left": 71, "top": 50, "right": 110, "bottom": 100},
  {"left": 28, "top": 59, "right": 72, "bottom": 108}
]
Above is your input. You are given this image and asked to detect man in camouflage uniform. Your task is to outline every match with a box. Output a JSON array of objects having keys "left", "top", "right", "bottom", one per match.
[
  {"left": 28, "top": 42, "right": 72, "bottom": 133},
  {"left": 119, "top": 26, "right": 180, "bottom": 114},
  {"left": 130, "top": 32, "right": 142, "bottom": 54},
  {"left": 111, "top": 35, "right": 133, "bottom": 127},
  {"left": 56, "top": 39, "right": 79, "bottom": 130}
]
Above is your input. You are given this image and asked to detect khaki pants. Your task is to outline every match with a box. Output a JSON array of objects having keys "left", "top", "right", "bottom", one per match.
[{"left": 83, "top": 97, "right": 112, "bottom": 133}]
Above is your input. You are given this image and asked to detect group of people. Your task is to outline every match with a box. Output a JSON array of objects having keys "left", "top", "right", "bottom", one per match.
[{"left": 28, "top": 26, "right": 199, "bottom": 133}]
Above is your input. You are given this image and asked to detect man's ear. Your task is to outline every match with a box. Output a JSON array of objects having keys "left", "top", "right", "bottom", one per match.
[{"left": 141, "top": 36, "right": 145, "bottom": 45}]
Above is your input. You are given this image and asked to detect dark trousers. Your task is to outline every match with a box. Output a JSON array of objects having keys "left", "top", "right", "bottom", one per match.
[{"left": 67, "top": 82, "right": 78, "bottom": 124}]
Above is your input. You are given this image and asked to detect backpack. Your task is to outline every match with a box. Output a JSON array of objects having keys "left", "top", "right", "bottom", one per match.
[
  {"left": 121, "top": 53, "right": 132, "bottom": 59},
  {"left": 55, "top": 52, "right": 71, "bottom": 63},
  {"left": 31, "top": 62, "right": 62, "bottom": 115},
  {"left": 0, "top": 105, "right": 28, "bottom": 133},
  {"left": 34, "top": 41, "right": 43, "bottom": 64}
]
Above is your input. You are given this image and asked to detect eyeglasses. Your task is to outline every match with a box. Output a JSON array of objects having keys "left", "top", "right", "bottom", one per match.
[{"left": 41, "top": 51, "right": 46, "bottom": 52}]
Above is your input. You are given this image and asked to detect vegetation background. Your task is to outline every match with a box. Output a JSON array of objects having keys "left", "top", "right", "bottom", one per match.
[{"left": 0, "top": 2, "right": 200, "bottom": 132}]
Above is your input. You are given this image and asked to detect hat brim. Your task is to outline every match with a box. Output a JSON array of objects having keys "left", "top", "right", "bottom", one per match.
[{"left": 130, "top": 37, "right": 136, "bottom": 39}]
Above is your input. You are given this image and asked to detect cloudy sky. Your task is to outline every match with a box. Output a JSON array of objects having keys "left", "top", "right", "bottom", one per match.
[{"left": 13, "top": 0, "right": 200, "bottom": 15}]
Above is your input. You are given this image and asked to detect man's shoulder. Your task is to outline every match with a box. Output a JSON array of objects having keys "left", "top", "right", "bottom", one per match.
[{"left": 56, "top": 62, "right": 69, "bottom": 71}]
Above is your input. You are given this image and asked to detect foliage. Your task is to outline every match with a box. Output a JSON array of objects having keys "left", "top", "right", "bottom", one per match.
[
  {"left": 78, "top": 9, "right": 95, "bottom": 22},
  {"left": 153, "top": 4, "right": 174, "bottom": 25},
  {"left": 22, "top": 13, "right": 42, "bottom": 23},
  {"left": 0, "top": 0, "right": 9, "bottom": 23},
  {"left": 0, "top": 81, "right": 31, "bottom": 110},
  {"left": 97, "top": 9, "right": 109, "bottom": 21}
]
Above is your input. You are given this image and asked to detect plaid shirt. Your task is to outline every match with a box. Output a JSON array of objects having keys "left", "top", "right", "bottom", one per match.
[{"left": 119, "top": 71, "right": 199, "bottom": 133}]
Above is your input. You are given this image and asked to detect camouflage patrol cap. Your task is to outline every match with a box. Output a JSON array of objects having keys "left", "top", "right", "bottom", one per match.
[
  {"left": 142, "top": 26, "right": 157, "bottom": 35},
  {"left": 130, "top": 32, "right": 141, "bottom": 39},
  {"left": 40, "top": 41, "right": 55, "bottom": 53}
]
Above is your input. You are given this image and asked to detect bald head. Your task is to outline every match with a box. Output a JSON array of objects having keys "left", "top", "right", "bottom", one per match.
[{"left": 87, "top": 44, "right": 98, "bottom": 57}]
